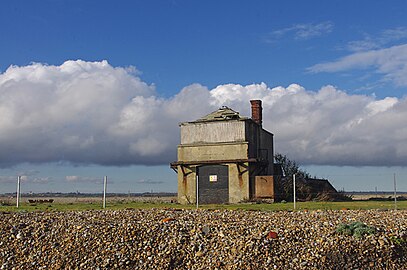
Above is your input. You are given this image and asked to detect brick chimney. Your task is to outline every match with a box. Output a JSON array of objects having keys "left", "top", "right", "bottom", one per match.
[{"left": 250, "top": 100, "right": 262, "bottom": 126}]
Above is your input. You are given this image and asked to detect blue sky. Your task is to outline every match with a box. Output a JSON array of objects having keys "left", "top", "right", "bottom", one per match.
[{"left": 1, "top": 0, "right": 407, "bottom": 194}]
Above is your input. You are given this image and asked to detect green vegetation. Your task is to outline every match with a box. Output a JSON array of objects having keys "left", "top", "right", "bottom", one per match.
[
  {"left": 390, "top": 236, "right": 406, "bottom": 246},
  {"left": 274, "top": 153, "right": 350, "bottom": 202},
  {"left": 336, "top": 221, "right": 376, "bottom": 238},
  {"left": 274, "top": 153, "right": 311, "bottom": 179},
  {"left": 1, "top": 200, "right": 406, "bottom": 212}
]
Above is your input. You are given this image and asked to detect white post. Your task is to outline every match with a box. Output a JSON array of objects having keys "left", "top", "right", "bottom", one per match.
[
  {"left": 16, "top": 176, "right": 21, "bottom": 208},
  {"left": 196, "top": 175, "right": 199, "bottom": 209},
  {"left": 293, "top": 174, "right": 296, "bottom": 210},
  {"left": 394, "top": 173, "right": 397, "bottom": 210},
  {"left": 103, "top": 176, "right": 107, "bottom": 209}
]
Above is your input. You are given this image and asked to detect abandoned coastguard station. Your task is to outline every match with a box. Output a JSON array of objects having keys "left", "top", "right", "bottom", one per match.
[{"left": 171, "top": 100, "right": 280, "bottom": 204}]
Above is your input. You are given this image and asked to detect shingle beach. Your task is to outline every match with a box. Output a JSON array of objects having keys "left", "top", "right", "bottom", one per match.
[{"left": 1, "top": 209, "right": 406, "bottom": 269}]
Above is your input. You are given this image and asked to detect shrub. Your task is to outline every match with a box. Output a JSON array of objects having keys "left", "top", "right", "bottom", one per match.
[{"left": 336, "top": 222, "right": 376, "bottom": 238}]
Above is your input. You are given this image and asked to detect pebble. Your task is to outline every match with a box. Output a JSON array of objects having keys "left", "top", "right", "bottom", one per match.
[{"left": 0, "top": 209, "right": 406, "bottom": 269}]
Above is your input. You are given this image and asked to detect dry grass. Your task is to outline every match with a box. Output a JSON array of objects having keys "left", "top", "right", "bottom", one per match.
[{"left": 1, "top": 195, "right": 406, "bottom": 212}]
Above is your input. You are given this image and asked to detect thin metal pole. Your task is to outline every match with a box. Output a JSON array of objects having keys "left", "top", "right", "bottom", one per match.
[
  {"left": 293, "top": 174, "right": 296, "bottom": 210},
  {"left": 394, "top": 173, "right": 397, "bottom": 210},
  {"left": 103, "top": 176, "right": 107, "bottom": 209},
  {"left": 16, "top": 176, "right": 21, "bottom": 208},
  {"left": 196, "top": 175, "right": 199, "bottom": 209}
]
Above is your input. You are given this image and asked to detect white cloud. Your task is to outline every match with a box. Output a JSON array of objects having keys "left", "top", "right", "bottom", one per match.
[
  {"left": 65, "top": 175, "right": 80, "bottom": 182},
  {"left": 0, "top": 175, "right": 17, "bottom": 184},
  {"left": 308, "top": 44, "right": 407, "bottom": 87},
  {"left": 136, "top": 179, "right": 164, "bottom": 185},
  {"left": 0, "top": 170, "right": 51, "bottom": 184},
  {"left": 310, "top": 27, "right": 407, "bottom": 89},
  {"left": 65, "top": 175, "right": 102, "bottom": 184},
  {"left": 31, "top": 177, "right": 51, "bottom": 184},
  {"left": 1, "top": 60, "right": 407, "bottom": 167},
  {"left": 346, "top": 27, "right": 407, "bottom": 52},
  {"left": 16, "top": 170, "right": 40, "bottom": 177},
  {"left": 0, "top": 60, "right": 194, "bottom": 166},
  {"left": 265, "top": 21, "right": 333, "bottom": 42},
  {"left": 292, "top": 21, "right": 334, "bottom": 40},
  {"left": 210, "top": 83, "right": 406, "bottom": 166},
  {"left": 346, "top": 37, "right": 380, "bottom": 52}
]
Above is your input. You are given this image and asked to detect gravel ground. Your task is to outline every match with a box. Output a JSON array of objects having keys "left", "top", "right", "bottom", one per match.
[{"left": 0, "top": 209, "right": 406, "bottom": 269}]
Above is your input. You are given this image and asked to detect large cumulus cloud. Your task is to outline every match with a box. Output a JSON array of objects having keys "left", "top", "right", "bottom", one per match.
[
  {"left": 0, "top": 60, "right": 213, "bottom": 166},
  {"left": 211, "top": 83, "right": 404, "bottom": 166},
  {"left": 0, "top": 60, "right": 406, "bottom": 167}
]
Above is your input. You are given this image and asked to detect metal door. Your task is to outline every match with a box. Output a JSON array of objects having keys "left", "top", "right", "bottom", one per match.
[{"left": 197, "top": 165, "right": 229, "bottom": 204}]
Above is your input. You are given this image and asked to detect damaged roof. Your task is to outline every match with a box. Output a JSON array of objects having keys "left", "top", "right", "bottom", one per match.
[{"left": 193, "top": 106, "right": 247, "bottom": 123}]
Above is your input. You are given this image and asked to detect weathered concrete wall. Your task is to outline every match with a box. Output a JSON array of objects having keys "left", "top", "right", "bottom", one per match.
[
  {"left": 176, "top": 117, "right": 273, "bottom": 204},
  {"left": 181, "top": 121, "right": 246, "bottom": 144},
  {"left": 178, "top": 142, "right": 248, "bottom": 162},
  {"left": 229, "top": 163, "right": 250, "bottom": 203},
  {"left": 177, "top": 162, "right": 249, "bottom": 204},
  {"left": 177, "top": 165, "right": 197, "bottom": 204},
  {"left": 177, "top": 142, "right": 249, "bottom": 204}
]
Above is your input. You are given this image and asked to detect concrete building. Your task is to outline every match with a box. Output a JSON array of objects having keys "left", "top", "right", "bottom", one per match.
[{"left": 171, "top": 100, "right": 277, "bottom": 204}]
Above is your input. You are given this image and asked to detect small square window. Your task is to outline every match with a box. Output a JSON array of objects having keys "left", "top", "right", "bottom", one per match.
[{"left": 209, "top": 175, "right": 217, "bottom": 182}]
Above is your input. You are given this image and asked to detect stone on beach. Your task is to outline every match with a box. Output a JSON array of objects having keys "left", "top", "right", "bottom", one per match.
[{"left": 0, "top": 209, "right": 406, "bottom": 269}]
